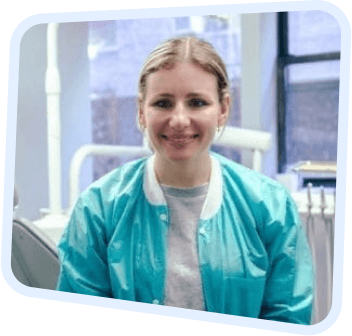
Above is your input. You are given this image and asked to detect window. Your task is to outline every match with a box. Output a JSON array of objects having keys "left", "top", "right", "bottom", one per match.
[
  {"left": 277, "top": 11, "right": 341, "bottom": 173},
  {"left": 174, "top": 16, "right": 190, "bottom": 30},
  {"left": 88, "top": 16, "right": 242, "bottom": 180}
]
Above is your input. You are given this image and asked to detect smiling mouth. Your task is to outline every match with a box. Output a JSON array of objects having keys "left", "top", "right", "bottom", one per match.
[
  {"left": 161, "top": 134, "right": 199, "bottom": 143},
  {"left": 161, "top": 134, "right": 199, "bottom": 146}
]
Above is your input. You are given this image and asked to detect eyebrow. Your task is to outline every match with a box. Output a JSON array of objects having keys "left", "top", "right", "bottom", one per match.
[{"left": 151, "top": 92, "right": 209, "bottom": 99}]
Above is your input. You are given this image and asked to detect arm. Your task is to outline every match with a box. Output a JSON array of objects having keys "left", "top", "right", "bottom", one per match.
[
  {"left": 56, "top": 194, "right": 112, "bottom": 298},
  {"left": 258, "top": 192, "right": 315, "bottom": 324}
]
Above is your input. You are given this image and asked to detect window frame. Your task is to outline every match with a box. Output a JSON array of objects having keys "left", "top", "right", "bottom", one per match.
[{"left": 276, "top": 11, "right": 341, "bottom": 173}]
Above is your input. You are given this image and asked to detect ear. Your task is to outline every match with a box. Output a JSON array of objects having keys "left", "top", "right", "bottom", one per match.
[{"left": 218, "top": 93, "right": 230, "bottom": 127}]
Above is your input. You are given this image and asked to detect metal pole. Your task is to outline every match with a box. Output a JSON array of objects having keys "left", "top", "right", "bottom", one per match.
[
  {"left": 45, "top": 23, "right": 62, "bottom": 215},
  {"left": 306, "top": 183, "right": 319, "bottom": 323},
  {"left": 320, "top": 187, "right": 333, "bottom": 312},
  {"left": 252, "top": 149, "right": 262, "bottom": 172}
]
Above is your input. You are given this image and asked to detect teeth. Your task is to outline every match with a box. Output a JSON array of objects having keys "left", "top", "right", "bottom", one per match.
[
  {"left": 161, "top": 134, "right": 199, "bottom": 141},
  {"left": 172, "top": 138, "right": 190, "bottom": 142}
]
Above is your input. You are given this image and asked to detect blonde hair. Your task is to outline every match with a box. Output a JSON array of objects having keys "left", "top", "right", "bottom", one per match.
[{"left": 138, "top": 35, "right": 230, "bottom": 105}]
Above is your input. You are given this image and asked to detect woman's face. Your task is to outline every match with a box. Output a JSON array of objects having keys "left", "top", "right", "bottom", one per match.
[{"left": 139, "top": 62, "right": 229, "bottom": 165}]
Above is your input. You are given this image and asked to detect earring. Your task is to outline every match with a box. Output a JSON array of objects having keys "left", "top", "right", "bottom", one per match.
[{"left": 217, "top": 124, "right": 224, "bottom": 138}]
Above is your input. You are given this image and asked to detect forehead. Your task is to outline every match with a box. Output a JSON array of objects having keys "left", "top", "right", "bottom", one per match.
[{"left": 145, "top": 62, "right": 218, "bottom": 97}]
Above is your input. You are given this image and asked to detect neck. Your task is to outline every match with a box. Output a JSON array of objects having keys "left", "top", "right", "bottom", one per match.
[{"left": 154, "top": 154, "right": 212, "bottom": 188}]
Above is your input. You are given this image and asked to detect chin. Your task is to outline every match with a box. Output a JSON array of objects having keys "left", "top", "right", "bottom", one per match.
[{"left": 165, "top": 149, "right": 208, "bottom": 164}]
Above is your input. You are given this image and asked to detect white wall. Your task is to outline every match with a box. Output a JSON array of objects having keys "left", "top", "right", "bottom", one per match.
[
  {"left": 15, "top": 22, "right": 92, "bottom": 221},
  {"left": 241, "top": 13, "right": 278, "bottom": 178}
]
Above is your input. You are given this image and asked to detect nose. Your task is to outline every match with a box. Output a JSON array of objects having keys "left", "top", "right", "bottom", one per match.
[{"left": 169, "top": 103, "right": 191, "bottom": 130}]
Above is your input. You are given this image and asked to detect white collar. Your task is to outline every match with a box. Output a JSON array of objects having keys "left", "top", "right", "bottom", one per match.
[{"left": 143, "top": 154, "right": 222, "bottom": 220}]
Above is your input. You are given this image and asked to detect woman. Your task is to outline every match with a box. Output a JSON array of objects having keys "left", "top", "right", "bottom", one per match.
[{"left": 56, "top": 36, "right": 314, "bottom": 324}]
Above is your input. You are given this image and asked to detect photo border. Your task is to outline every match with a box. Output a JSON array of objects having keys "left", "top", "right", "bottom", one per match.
[{"left": 2, "top": 1, "right": 350, "bottom": 334}]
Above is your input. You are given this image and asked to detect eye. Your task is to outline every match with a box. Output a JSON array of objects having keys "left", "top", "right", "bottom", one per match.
[
  {"left": 189, "top": 98, "right": 208, "bottom": 108},
  {"left": 153, "top": 99, "right": 173, "bottom": 109}
]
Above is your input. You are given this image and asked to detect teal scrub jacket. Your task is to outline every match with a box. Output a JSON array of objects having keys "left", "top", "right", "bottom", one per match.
[{"left": 56, "top": 152, "right": 314, "bottom": 324}]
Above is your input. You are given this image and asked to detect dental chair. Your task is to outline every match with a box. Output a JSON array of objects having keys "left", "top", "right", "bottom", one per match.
[{"left": 11, "top": 216, "right": 59, "bottom": 290}]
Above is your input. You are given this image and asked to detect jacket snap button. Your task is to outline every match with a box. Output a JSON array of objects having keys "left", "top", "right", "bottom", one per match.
[
  {"left": 159, "top": 214, "right": 167, "bottom": 221},
  {"left": 152, "top": 299, "right": 159, "bottom": 304},
  {"left": 199, "top": 227, "right": 206, "bottom": 235}
]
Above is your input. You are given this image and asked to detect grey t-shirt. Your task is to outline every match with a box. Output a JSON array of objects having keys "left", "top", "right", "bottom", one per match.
[{"left": 161, "top": 183, "right": 208, "bottom": 311}]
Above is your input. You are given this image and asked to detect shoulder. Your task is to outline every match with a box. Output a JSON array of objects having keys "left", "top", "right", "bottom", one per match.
[
  {"left": 212, "top": 152, "right": 298, "bottom": 227},
  {"left": 212, "top": 152, "right": 288, "bottom": 199},
  {"left": 76, "top": 156, "right": 149, "bottom": 208},
  {"left": 59, "top": 157, "right": 150, "bottom": 248}
]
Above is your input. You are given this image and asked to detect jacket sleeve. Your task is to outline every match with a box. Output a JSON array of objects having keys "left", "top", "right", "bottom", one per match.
[
  {"left": 258, "top": 190, "right": 315, "bottom": 324},
  {"left": 56, "top": 193, "right": 112, "bottom": 297}
]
